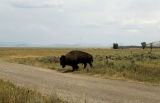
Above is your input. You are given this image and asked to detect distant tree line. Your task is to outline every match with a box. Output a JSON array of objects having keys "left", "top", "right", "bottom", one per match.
[{"left": 112, "top": 42, "right": 159, "bottom": 49}]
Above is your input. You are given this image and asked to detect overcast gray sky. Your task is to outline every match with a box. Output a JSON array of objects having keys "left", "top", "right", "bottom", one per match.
[{"left": 0, "top": 0, "right": 160, "bottom": 46}]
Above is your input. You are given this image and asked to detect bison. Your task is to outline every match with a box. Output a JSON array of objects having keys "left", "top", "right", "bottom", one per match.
[{"left": 60, "top": 50, "right": 93, "bottom": 71}]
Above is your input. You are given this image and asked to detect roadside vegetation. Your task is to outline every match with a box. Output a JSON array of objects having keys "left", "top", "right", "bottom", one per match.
[
  {"left": 0, "top": 47, "right": 160, "bottom": 85},
  {"left": 0, "top": 79, "right": 65, "bottom": 103}
]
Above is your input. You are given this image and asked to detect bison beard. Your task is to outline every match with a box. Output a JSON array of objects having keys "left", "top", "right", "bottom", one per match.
[{"left": 60, "top": 50, "right": 93, "bottom": 71}]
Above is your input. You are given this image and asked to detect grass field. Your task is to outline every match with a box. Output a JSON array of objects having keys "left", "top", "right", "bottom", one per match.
[
  {"left": 0, "top": 47, "right": 160, "bottom": 85},
  {"left": 0, "top": 79, "right": 65, "bottom": 103}
]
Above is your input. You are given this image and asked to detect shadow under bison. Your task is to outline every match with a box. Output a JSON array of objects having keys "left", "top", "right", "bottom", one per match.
[{"left": 60, "top": 50, "right": 93, "bottom": 71}]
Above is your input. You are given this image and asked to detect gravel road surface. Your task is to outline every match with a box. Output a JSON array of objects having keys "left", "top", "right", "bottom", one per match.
[{"left": 0, "top": 61, "right": 160, "bottom": 103}]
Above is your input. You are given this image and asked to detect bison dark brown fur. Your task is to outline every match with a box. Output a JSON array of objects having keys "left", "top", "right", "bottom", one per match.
[{"left": 60, "top": 50, "right": 93, "bottom": 71}]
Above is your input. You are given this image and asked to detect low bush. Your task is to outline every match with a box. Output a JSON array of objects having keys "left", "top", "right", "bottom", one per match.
[{"left": 39, "top": 56, "right": 60, "bottom": 63}]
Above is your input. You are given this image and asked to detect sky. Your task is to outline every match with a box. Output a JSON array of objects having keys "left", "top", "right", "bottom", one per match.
[{"left": 0, "top": 0, "right": 160, "bottom": 46}]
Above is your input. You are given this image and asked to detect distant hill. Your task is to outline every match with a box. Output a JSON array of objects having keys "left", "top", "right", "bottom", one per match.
[
  {"left": 0, "top": 41, "right": 159, "bottom": 48},
  {"left": 0, "top": 42, "right": 30, "bottom": 47},
  {"left": 0, "top": 42, "right": 107, "bottom": 47},
  {"left": 147, "top": 41, "right": 160, "bottom": 47},
  {"left": 118, "top": 41, "right": 160, "bottom": 49}
]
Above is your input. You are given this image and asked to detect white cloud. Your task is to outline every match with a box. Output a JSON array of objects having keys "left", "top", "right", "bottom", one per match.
[
  {"left": 63, "top": 0, "right": 92, "bottom": 4},
  {"left": 1, "top": 0, "right": 160, "bottom": 45},
  {"left": 105, "top": 17, "right": 116, "bottom": 23},
  {"left": 126, "top": 29, "right": 139, "bottom": 33},
  {"left": 122, "top": 18, "right": 160, "bottom": 26},
  {"left": 30, "top": 24, "right": 50, "bottom": 32},
  {"left": 10, "top": 0, "right": 64, "bottom": 8}
]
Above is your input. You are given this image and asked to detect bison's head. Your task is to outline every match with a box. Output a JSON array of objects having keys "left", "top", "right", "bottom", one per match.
[{"left": 60, "top": 55, "right": 66, "bottom": 68}]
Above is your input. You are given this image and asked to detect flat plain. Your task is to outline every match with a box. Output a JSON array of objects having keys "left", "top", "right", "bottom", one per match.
[
  {"left": 0, "top": 47, "right": 160, "bottom": 103},
  {"left": 0, "top": 47, "right": 160, "bottom": 85}
]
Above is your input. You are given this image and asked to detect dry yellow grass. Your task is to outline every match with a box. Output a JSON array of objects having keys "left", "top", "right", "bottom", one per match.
[
  {"left": 1, "top": 47, "right": 160, "bottom": 85},
  {"left": 0, "top": 79, "right": 65, "bottom": 103}
]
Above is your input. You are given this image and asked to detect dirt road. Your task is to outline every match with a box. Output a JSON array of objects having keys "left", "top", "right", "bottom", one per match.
[{"left": 0, "top": 61, "right": 160, "bottom": 103}]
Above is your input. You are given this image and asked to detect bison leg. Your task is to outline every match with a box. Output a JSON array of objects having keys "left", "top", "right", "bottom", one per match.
[
  {"left": 75, "top": 65, "right": 79, "bottom": 70},
  {"left": 72, "top": 65, "right": 79, "bottom": 71},
  {"left": 72, "top": 66, "right": 76, "bottom": 71},
  {"left": 89, "top": 62, "right": 93, "bottom": 68},
  {"left": 84, "top": 63, "right": 87, "bottom": 68}
]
